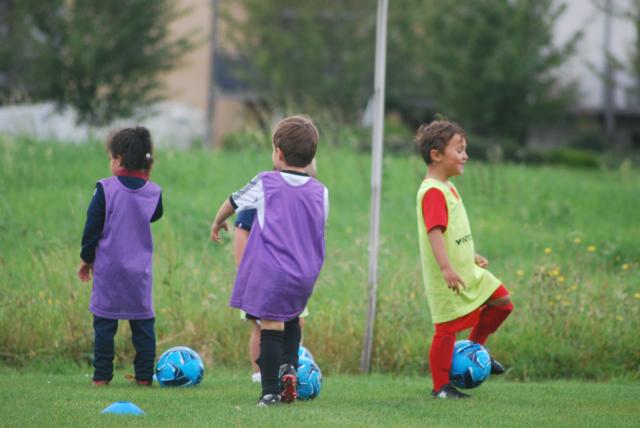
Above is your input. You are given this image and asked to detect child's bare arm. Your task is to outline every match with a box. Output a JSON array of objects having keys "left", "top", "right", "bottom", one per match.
[
  {"left": 427, "top": 227, "right": 466, "bottom": 294},
  {"left": 210, "top": 199, "right": 235, "bottom": 241}
]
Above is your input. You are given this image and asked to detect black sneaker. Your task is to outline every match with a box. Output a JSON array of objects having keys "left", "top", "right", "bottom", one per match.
[
  {"left": 278, "top": 363, "right": 297, "bottom": 403},
  {"left": 257, "top": 394, "right": 282, "bottom": 407},
  {"left": 432, "top": 383, "right": 471, "bottom": 399},
  {"left": 490, "top": 357, "right": 506, "bottom": 375}
]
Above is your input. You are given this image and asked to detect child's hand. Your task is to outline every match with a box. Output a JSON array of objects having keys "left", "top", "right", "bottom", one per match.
[
  {"left": 210, "top": 220, "right": 229, "bottom": 242},
  {"left": 474, "top": 253, "right": 489, "bottom": 268},
  {"left": 442, "top": 266, "right": 466, "bottom": 294},
  {"left": 78, "top": 261, "right": 93, "bottom": 282}
]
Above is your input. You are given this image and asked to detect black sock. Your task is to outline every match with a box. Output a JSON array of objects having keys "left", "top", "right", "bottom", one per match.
[
  {"left": 258, "top": 329, "right": 284, "bottom": 396},
  {"left": 282, "top": 317, "right": 301, "bottom": 369}
]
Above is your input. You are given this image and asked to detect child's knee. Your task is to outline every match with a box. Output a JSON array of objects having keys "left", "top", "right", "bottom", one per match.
[
  {"left": 488, "top": 295, "right": 513, "bottom": 310},
  {"left": 260, "top": 319, "right": 285, "bottom": 331}
]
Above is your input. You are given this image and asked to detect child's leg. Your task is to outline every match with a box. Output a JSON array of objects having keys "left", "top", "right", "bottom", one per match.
[
  {"left": 430, "top": 310, "right": 480, "bottom": 392},
  {"left": 468, "top": 285, "right": 513, "bottom": 345},
  {"left": 299, "top": 316, "right": 305, "bottom": 343},
  {"left": 129, "top": 318, "right": 156, "bottom": 382},
  {"left": 93, "top": 315, "right": 118, "bottom": 381},
  {"left": 249, "top": 320, "right": 261, "bottom": 376},
  {"left": 258, "top": 319, "right": 284, "bottom": 397},
  {"left": 282, "top": 317, "right": 301, "bottom": 369},
  {"left": 429, "top": 329, "right": 456, "bottom": 392},
  {"left": 279, "top": 317, "right": 300, "bottom": 403}
]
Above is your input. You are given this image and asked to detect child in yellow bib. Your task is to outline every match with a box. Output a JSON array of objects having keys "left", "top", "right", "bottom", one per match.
[{"left": 415, "top": 120, "right": 514, "bottom": 399}]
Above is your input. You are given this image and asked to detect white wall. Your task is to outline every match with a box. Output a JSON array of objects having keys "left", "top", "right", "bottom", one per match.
[{"left": 556, "top": 0, "right": 637, "bottom": 110}]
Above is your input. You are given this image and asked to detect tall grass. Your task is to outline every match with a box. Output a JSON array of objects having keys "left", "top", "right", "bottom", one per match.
[{"left": 1, "top": 135, "right": 639, "bottom": 380}]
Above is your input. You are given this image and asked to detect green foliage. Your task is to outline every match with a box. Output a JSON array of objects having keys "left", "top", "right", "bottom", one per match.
[
  {"left": 0, "top": 0, "right": 194, "bottom": 125},
  {"left": 0, "top": 0, "right": 65, "bottom": 103},
  {"left": 1, "top": 136, "right": 639, "bottom": 380},
  {"left": 569, "top": 126, "right": 608, "bottom": 153},
  {"left": 220, "top": 1, "right": 375, "bottom": 122},
  {"left": 419, "top": 0, "right": 579, "bottom": 143},
  {"left": 221, "top": 1, "right": 579, "bottom": 147},
  {"left": 2, "top": 369, "right": 640, "bottom": 427},
  {"left": 517, "top": 147, "right": 602, "bottom": 168},
  {"left": 220, "top": 128, "right": 271, "bottom": 151}
]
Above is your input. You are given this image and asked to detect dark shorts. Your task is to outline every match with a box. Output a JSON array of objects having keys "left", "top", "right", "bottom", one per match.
[
  {"left": 234, "top": 209, "right": 256, "bottom": 231},
  {"left": 245, "top": 312, "right": 259, "bottom": 321}
]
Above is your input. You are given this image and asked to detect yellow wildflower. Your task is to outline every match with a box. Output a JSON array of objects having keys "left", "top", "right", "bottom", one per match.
[
  {"left": 555, "top": 294, "right": 562, "bottom": 300},
  {"left": 587, "top": 245, "right": 596, "bottom": 252},
  {"left": 569, "top": 284, "right": 578, "bottom": 291},
  {"left": 549, "top": 268, "right": 560, "bottom": 277},
  {"left": 622, "top": 263, "right": 630, "bottom": 270},
  {"left": 39, "top": 291, "right": 45, "bottom": 300},
  {"left": 573, "top": 237, "right": 582, "bottom": 244},
  {"left": 558, "top": 276, "right": 565, "bottom": 283},
  {"left": 544, "top": 247, "right": 552, "bottom": 254},
  {"left": 616, "top": 315, "right": 624, "bottom": 321},
  {"left": 516, "top": 269, "right": 525, "bottom": 277},
  {"left": 634, "top": 293, "right": 640, "bottom": 300}
]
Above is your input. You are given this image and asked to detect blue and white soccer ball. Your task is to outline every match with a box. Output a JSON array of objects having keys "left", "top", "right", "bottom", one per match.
[
  {"left": 298, "top": 345, "right": 314, "bottom": 361},
  {"left": 296, "top": 355, "right": 323, "bottom": 400},
  {"left": 155, "top": 346, "right": 204, "bottom": 387},
  {"left": 450, "top": 340, "right": 491, "bottom": 389}
]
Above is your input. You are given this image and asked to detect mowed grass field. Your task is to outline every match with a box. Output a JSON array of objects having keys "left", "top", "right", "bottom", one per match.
[
  {"left": 1, "top": 367, "right": 639, "bottom": 427},
  {"left": 0, "top": 134, "right": 639, "bottom": 381}
]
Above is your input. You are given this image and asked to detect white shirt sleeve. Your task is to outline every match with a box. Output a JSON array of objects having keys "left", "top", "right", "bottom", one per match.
[
  {"left": 231, "top": 173, "right": 327, "bottom": 229},
  {"left": 231, "top": 175, "right": 264, "bottom": 222}
]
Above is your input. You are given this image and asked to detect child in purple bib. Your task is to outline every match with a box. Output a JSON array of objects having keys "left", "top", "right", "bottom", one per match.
[
  {"left": 211, "top": 115, "right": 329, "bottom": 407},
  {"left": 77, "top": 127, "right": 163, "bottom": 386}
]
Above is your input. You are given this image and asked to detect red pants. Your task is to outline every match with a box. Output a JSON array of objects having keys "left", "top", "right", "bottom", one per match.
[{"left": 429, "top": 285, "right": 513, "bottom": 391}]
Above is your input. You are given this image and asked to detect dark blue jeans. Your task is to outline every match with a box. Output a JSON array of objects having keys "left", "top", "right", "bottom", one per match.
[{"left": 93, "top": 315, "right": 156, "bottom": 382}]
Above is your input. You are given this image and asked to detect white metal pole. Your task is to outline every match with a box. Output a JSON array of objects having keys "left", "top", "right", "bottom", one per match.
[{"left": 361, "top": 0, "right": 388, "bottom": 373}]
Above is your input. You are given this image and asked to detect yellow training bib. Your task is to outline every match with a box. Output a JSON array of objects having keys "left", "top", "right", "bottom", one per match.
[{"left": 416, "top": 178, "right": 500, "bottom": 323}]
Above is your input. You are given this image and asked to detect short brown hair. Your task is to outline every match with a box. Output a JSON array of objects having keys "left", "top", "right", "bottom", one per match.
[
  {"left": 415, "top": 120, "right": 465, "bottom": 164},
  {"left": 272, "top": 115, "right": 319, "bottom": 167}
]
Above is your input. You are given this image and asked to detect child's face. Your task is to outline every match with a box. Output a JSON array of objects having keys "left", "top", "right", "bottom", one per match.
[{"left": 437, "top": 134, "right": 468, "bottom": 177}]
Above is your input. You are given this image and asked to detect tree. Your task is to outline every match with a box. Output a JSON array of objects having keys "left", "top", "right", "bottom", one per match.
[
  {"left": 0, "top": 0, "right": 194, "bottom": 125},
  {"left": 0, "top": 0, "right": 65, "bottom": 103},
  {"left": 418, "top": 0, "right": 580, "bottom": 143},
  {"left": 220, "top": 0, "right": 375, "bottom": 122}
]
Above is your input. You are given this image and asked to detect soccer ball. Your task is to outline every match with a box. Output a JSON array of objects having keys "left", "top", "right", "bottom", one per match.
[
  {"left": 155, "top": 346, "right": 204, "bottom": 387},
  {"left": 298, "top": 345, "right": 314, "bottom": 361},
  {"left": 296, "top": 355, "right": 323, "bottom": 400},
  {"left": 449, "top": 340, "right": 491, "bottom": 389}
]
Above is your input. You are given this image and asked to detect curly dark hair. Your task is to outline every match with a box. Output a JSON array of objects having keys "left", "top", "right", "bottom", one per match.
[
  {"left": 107, "top": 126, "right": 154, "bottom": 170},
  {"left": 415, "top": 120, "right": 465, "bottom": 165}
]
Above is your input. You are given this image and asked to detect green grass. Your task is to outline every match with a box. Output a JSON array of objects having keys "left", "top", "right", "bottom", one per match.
[
  {"left": 1, "top": 367, "right": 639, "bottom": 427},
  {"left": 1, "top": 134, "right": 639, "bottom": 380}
]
